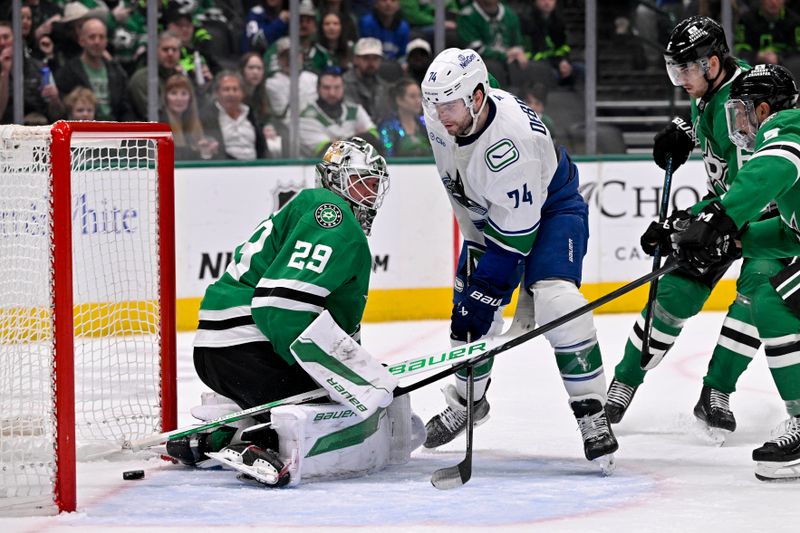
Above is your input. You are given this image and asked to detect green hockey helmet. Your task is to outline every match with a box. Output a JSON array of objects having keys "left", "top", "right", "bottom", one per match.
[{"left": 725, "top": 64, "right": 799, "bottom": 151}]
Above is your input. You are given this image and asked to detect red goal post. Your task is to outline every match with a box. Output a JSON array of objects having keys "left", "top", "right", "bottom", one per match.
[{"left": 0, "top": 121, "right": 177, "bottom": 515}]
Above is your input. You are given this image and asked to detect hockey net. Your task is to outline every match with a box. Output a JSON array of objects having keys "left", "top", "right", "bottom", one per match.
[{"left": 0, "top": 122, "right": 176, "bottom": 515}]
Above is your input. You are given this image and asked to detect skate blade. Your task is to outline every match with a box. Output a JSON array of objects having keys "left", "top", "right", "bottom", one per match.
[
  {"left": 691, "top": 419, "right": 729, "bottom": 446},
  {"left": 755, "top": 458, "right": 800, "bottom": 482},
  {"left": 206, "top": 451, "right": 281, "bottom": 486},
  {"left": 594, "top": 453, "right": 615, "bottom": 476}
]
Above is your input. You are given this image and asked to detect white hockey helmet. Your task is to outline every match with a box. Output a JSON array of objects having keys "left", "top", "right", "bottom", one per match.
[
  {"left": 315, "top": 138, "right": 389, "bottom": 236},
  {"left": 421, "top": 48, "right": 490, "bottom": 136}
]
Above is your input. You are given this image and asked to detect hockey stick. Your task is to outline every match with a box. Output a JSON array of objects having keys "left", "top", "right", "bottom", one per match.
[
  {"left": 394, "top": 262, "right": 679, "bottom": 399},
  {"left": 640, "top": 156, "right": 674, "bottom": 370},
  {"left": 128, "top": 264, "right": 677, "bottom": 454},
  {"left": 126, "top": 335, "right": 503, "bottom": 452},
  {"left": 431, "top": 250, "right": 477, "bottom": 489}
]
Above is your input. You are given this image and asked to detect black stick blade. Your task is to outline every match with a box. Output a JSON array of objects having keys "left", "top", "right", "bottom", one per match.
[{"left": 431, "top": 457, "right": 471, "bottom": 490}]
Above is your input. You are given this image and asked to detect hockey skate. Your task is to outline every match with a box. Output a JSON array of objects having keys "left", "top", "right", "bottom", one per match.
[
  {"left": 753, "top": 416, "right": 800, "bottom": 482},
  {"left": 165, "top": 425, "right": 238, "bottom": 467},
  {"left": 207, "top": 443, "right": 292, "bottom": 487},
  {"left": 423, "top": 384, "right": 490, "bottom": 449},
  {"left": 693, "top": 385, "right": 736, "bottom": 445},
  {"left": 571, "top": 398, "right": 618, "bottom": 475},
  {"left": 605, "top": 378, "right": 638, "bottom": 424}
]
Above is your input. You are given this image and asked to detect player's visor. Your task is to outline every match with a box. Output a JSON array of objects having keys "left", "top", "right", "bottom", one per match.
[
  {"left": 665, "top": 57, "right": 709, "bottom": 86},
  {"left": 422, "top": 97, "right": 467, "bottom": 123},
  {"left": 725, "top": 98, "right": 759, "bottom": 151}
]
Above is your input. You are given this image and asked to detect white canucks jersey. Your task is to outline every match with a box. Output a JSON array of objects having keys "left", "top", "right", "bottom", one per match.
[{"left": 425, "top": 89, "right": 559, "bottom": 257}]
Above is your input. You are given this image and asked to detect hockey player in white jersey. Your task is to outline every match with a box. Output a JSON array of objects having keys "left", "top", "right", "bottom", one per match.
[{"left": 420, "top": 48, "right": 618, "bottom": 465}]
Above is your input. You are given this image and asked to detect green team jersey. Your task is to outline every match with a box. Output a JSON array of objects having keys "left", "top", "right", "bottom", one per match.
[
  {"left": 721, "top": 108, "right": 800, "bottom": 259},
  {"left": 193, "top": 188, "right": 372, "bottom": 365},
  {"left": 691, "top": 62, "right": 751, "bottom": 199}
]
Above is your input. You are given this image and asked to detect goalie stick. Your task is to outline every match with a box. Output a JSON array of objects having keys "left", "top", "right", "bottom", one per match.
[
  {"left": 125, "top": 337, "right": 502, "bottom": 452},
  {"left": 126, "top": 263, "right": 677, "bottom": 453},
  {"left": 640, "top": 156, "right": 674, "bottom": 370}
]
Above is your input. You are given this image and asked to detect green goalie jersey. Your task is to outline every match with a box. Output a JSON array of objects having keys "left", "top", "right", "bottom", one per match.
[
  {"left": 691, "top": 62, "right": 751, "bottom": 199},
  {"left": 193, "top": 188, "right": 372, "bottom": 365},
  {"left": 721, "top": 108, "right": 800, "bottom": 259}
]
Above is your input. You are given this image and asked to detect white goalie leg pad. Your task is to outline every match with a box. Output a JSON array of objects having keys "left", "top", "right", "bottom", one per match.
[
  {"left": 190, "top": 392, "right": 240, "bottom": 422},
  {"left": 290, "top": 310, "right": 397, "bottom": 419},
  {"left": 270, "top": 399, "right": 420, "bottom": 485},
  {"left": 530, "top": 279, "right": 598, "bottom": 351}
]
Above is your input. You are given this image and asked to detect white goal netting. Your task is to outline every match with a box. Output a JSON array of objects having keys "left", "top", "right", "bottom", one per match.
[{"left": 0, "top": 124, "right": 172, "bottom": 515}]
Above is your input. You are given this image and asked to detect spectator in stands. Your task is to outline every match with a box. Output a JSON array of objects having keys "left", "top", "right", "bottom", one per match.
[
  {"left": 28, "top": 0, "right": 62, "bottom": 41},
  {"left": 0, "top": 20, "right": 63, "bottom": 124},
  {"left": 735, "top": 0, "right": 800, "bottom": 65},
  {"left": 404, "top": 37, "right": 433, "bottom": 85},
  {"left": 524, "top": 0, "right": 583, "bottom": 87},
  {"left": 359, "top": 0, "right": 410, "bottom": 60},
  {"left": 344, "top": 37, "right": 392, "bottom": 123},
  {"left": 263, "top": 0, "right": 331, "bottom": 74},
  {"left": 241, "top": 0, "right": 288, "bottom": 54},
  {"left": 521, "top": 82, "right": 556, "bottom": 137},
  {"left": 54, "top": 16, "right": 131, "bottom": 121},
  {"left": 163, "top": 2, "right": 218, "bottom": 85},
  {"left": 201, "top": 71, "right": 267, "bottom": 160},
  {"left": 265, "top": 36, "right": 319, "bottom": 122},
  {"left": 298, "top": 67, "right": 376, "bottom": 157},
  {"left": 319, "top": 11, "right": 354, "bottom": 70},
  {"left": 106, "top": 0, "right": 148, "bottom": 75},
  {"left": 240, "top": 52, "right": 272, "bottom": 125},
  {"left": 319, "top": 0, "right": 359, "bottom": 43},
  {"left": 63, "top": 85, "right": 95, "bottom": 120},
  {"left": 456, "top": 0, "right": 528, "bottom": 87},
  {"left": 399, "top": 0, "right": 459, "bottom": 47},
  {"left": 49, "top": 2, "right": 109, "bottom": 74},
  {"left": 240, "top": 51, "right": 286, "bottom": 156},
  {"left": 378, "top": 77, "right": 431, "bottom": 157},
  {"left": 161, "top": 74, "right": 219, "bottom": 160},
  {"left": 128, "top": 31, "right": 185, "bottom": 121}
]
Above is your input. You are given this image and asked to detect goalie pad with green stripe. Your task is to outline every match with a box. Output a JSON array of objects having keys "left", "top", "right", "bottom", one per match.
[{"left": 290, "top": 310, "right": 397, "bottom": 418}]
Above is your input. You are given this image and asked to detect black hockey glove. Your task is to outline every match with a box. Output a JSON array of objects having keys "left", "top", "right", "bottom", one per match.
[
  {"left": 672, "top": 202, "right": 742, "bottom": 275},
  {"left": 653, "top": 117, "right": 696, "bottom": 171},
  {"left": 640, "top": 209, "right": 693, "bottom": 256},
  {"left": 450, "top": 283, "right": 502, "bottom": 342}
]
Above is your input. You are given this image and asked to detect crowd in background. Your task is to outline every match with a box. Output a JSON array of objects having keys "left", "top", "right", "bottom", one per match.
[{"left": 2, "top": 0, "right": 800, "bottom": 160}]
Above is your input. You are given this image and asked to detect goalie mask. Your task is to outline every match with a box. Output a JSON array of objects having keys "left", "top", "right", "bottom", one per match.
[
  {"left": 664, "top": 16, "right": 728, "bottom": 88},
  {"left": 421, "top": 48, "right": 490, "bottom": 136},
  {"left": 725, "top": 64, "right": 799, "bottom": 151},
  {"left": 316, "top": 138, "right": 389, "bottom": 236}
]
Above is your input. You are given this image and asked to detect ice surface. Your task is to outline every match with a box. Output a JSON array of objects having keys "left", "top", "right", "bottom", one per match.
[{"left": 2, "top": 312, "right": 795, "bottom": 532}]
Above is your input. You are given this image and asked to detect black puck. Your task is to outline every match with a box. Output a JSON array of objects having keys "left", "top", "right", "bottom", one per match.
[{"left": 123, "top": 469, "right": 145, "bottom": 480}]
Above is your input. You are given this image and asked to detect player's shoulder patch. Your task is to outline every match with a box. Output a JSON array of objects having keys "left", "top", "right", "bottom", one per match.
[
  {"left": 314, "top": 203, "right": 343, "bottom": 229},
  {"left": 484, "top": 138, "right": 519, "bottom": 172}
]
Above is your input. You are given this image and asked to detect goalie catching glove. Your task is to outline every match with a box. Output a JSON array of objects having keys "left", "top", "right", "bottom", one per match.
[
  {"left": 653, "top": 116, "right": 696, "bottom": 171},
  {"left": 450, "top": 282, "right": 503, "bottom": 342},
  {"left": 640, "top": 209, "right": 693, "bottom": 256},
  {"left": 672, "top": 202, "right": 742, "bottom": 275}
]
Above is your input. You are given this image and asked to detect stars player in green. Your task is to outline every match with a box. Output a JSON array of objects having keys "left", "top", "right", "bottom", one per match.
[
  {"left": 673, "top": 63, "right": 800, "bottom": 481},
  {"left": 606, "top": 17, "right": 786, "bottom": 440}
]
